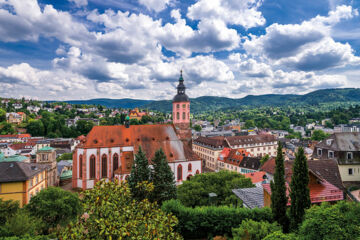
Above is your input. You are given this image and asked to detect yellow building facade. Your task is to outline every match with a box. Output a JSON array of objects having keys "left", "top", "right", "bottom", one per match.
[{"left": 0, "top": 162, "right": 47, "bottom": 207}]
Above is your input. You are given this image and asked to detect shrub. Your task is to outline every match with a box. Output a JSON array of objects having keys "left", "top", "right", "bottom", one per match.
[
  {"left": 263, "top": 231, "right": 298, "bottom": 240},
  {"left": 162, "top": 199, "right": 273, "bottom": 239},
  {"left": 232, "top": 219, "right": 281, "bottom": 240}
]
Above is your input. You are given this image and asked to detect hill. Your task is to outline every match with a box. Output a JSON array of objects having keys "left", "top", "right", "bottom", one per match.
[{"left": 54, "top": 88, "right": 360, "bottom": 113}]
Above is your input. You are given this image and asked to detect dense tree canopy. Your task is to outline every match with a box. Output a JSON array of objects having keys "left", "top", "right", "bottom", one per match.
[
  {"left": 177, "top": 171, "right": 254, "bottom": 207},
  {"left": 59, "top": 181, "right": 182, "bottom": 240}
]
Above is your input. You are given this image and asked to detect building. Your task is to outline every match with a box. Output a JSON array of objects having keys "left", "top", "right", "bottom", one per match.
[
  {"left": 193, "top": 134, "right": 277, "bottom": 171},
  {"left": 218, "top": 148, "right": 261, "bottom": 174},
  {"left": 334, "top": 124, "right": 360, "bottom": 133},
  {"left": 0, "top": 162, "right": 47, "bottom": 207},
  {"left": 129, "top": 108, "right": 147, "bottom": 121},
  {"left": 72, "top": 72, "right": 201, "bottom": 190},
  {"left": 50, "top": 138, "right": 75, "bottom": 151},
  {"left": 35, "top": 147, "right": 57, "bottom": 187},
  {"left": 312, "top": 133, "right": 360, "bottom": 184},
  {"left": 262, "top": 159, "right": 344, "bottom": 207},
  {"left": 6, "top": 112, "right": 26, "bottom": 124}
]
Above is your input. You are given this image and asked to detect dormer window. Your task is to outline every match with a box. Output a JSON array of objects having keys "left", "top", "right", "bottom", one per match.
[
  {"left": 317, "top": 148, "right": 322, "bottom": 157},
  {"left": 347, "top": 152, "right": 353, "bottom": 160},
  {"left": 328, "top": 151, "right": 334, "bottom": 159},
  {"left": 326, "top": 139, "right": 333, "bottom": 146}
]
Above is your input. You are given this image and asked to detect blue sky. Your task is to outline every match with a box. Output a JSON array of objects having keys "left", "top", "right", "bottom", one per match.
[{"left": 0, "top": 0, "right": 359, "bottom": 100}]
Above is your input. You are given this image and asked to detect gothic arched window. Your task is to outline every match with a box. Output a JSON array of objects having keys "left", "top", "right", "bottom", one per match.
[
  {"left": 177, "top": 112, "right": 180, "bottom": 120},
  {"left": 102, "top": 154, "right": 107, "bottom": 178},
  {"left": 182, "top": 112, "right": 185, "bottom": 120},
  {"left": 113, "top": 153, "right": 119, "bottom": 172},
  {"left": 177, "top": 164, "right": 182, "bottom": 181},
  {"left": 79, "top": 154, "right": 83, "bottom": 178},
  {"left": 90, "top": 155, "right": 96, "bottom": 179}
]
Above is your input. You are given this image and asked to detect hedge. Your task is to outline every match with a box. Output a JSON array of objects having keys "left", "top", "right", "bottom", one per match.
[{"left": 162, "top": 199, "right": 273, "bottom": 239}]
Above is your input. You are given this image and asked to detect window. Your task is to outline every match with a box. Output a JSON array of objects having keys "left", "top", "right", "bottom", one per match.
[
  {"left": 317, "top": 149, "right": 322, "bottom": 157},
  {"left": 29, "top": 179, "right": 33, "bottom": 187},
  {"left": 188, "top": 163, "right": 192, "bottom": 171},
  {"left": 348, "top": 168, "right": 353, "bottom": 175},
  {"left": 177, "top": 112, "right": 180, "bottom": 120},
  {"left": 113, "top": 153, "right": 119, "bottom": 172},
  {"left": 347, "top": 152, "right": 353, "bottom": 160},
  {"left": 182, "top": 112, "right": 185, "bottom": 120},
  {"left": 182, "top": 104, "right": 186, "bottom": 109},
  {"left": 177, "top": 104, "right": 179, "bottom": 109},
  {"left": 79, "top": 154, "right": 83, "bottom": 178},
  {"left": 90, "top": 155, "right": 96, "bottom": 179},
  {"left": 328, "top": 151, "right": 334, "bottom": 159},
  {"left": 101, "top": 154, "right": 107, "bottom": 178},
  {"left": 177, "top": 165, "right": 182, "bottom": 181}
]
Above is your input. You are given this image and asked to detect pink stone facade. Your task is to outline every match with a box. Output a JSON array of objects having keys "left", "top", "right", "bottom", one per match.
[{"left": 173, "top": 102, "right": 190, "bottom": 124}]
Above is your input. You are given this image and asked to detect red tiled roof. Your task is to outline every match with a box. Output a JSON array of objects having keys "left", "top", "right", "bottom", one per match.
[
  {"left": 260, "top": 157, "right": 276, "bottom": 175},
  {"left": 0, "top": 134, "right": 17, "bottom": 138},
  {"left": 79, "top": 124, "right": 200, "bottom": 163},
  {"left": 244, "top": 171, "right": 267, "bottom": 184},
  {"left": 17, "top": 134, "right": 31, "bottom": 138},
  {"left": 17, "top": 112, "right": 25, "bottom": 115},
  {"left": 194, "top": 136, "right": 227, "bottom": 148},
  {"left": 226, "top": 134, "right": 276, "bottom": 146}
]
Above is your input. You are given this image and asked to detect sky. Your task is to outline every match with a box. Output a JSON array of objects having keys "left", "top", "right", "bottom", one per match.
[{"left": 0, "top": 0, "right": 359, "bottom": 100}]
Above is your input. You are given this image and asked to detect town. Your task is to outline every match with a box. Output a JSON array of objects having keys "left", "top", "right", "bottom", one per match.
[{"left": 1, "top": 0, "right": 360, "bottom": 239}]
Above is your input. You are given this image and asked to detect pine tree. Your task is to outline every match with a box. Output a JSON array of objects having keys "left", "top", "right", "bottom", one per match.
[
  {"left": 270, "top": 142, "right": 290, "bottom": 233},
  {"left": 128, "top": 146, "right": 151, "bottom": 201},
  {"left": 289, "top": 147, "right": 311, "bottom": 230},
  {"left": 150, "top": 148, "right": 177, "bottom": 205}
]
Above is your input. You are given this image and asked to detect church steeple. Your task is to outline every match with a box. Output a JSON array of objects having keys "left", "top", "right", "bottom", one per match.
[{"left": 173, "top": 70, "right": 189, "bottom": 103}]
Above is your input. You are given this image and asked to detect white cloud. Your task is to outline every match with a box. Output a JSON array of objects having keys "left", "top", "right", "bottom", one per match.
[
  {"left": 244, "top": 5, "right": 360, "bottom": 71},
  {"left": 187, "top": 0, "right": 265, "bottom": 29},
  {"left": 138, "top": 0, "right": 170, "bottom": 12},
  {"left": 68, "top": 0, "right": 88, "bottom": 7}
]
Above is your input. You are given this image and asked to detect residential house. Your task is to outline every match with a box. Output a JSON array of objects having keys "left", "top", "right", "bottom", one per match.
[
  {"left": 129, "top": 108, "right": 147, "bottom": 121},
  {"left": 218, "top": 148, "right": 261, "bottom": 174},
  {"left": 35, "top": 147, "right": 58, "bottom": 187},
  {"left": 0, "top": 162, "right": 48, "bottom": 207},
  {"left": 193, "top": 136, "right": 227, "bottom": 171},
  {"left": 13, "top": 103, "right": 23, "bottom": 110},
  {"left": 334, "top": 124, "right": 360, "bottom": 133},
  {"left": 312, "top": 133, "right": 360, "bottom": 184},
  {"left": 6, "top": 112, "right": 26, "bottom": 124}
]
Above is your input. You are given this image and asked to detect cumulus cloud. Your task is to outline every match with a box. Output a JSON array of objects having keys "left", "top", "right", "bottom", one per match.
[
  {"left": 68, "top": 0, "right": 88, "bottom": 7},
  {"left": 138, "top": 0, "right": 170, "bottom": 12},
  {"left": 244, "top": 5, "right": 359, "bottom": 71},
  {"left": 187, "top": 0, "right": 265, "bottom": 29}
]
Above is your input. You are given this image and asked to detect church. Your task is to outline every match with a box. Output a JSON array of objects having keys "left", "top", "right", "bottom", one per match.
[{"left": 72, "top": 72, "right": 202, "bottom": 189}]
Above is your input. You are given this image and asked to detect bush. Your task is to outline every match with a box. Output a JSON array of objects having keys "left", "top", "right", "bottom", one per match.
[
  {"left": 162, "top": 199, "right": 273, "bottom": 239},
  {"left": 232, "top": 219, "right": 281, "bottom": 240},
  {"left": 1, "top": 210, "right": 43, "bottom": 237},
  {"left": 263, "top": 231, "right": 298, "bottom": 240}
]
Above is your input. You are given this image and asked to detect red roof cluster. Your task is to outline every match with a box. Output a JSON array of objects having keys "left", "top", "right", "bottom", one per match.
[{"left": 244, "top": 171, "right": 267, "bottom": 184}]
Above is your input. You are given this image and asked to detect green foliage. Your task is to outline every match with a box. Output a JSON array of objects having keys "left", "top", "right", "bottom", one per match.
[
  {"left": 26, "top": 187, "right": 82, "bottom": 232},
  {"left": 75, "top": 120, "right": 93, "bottom": 135},
  {"left": 177, "top": 171, "right": 254, "bottom": 207},
  {"left": 26, "top": 120, "right": 45, "bottom": 136},
  {"left": 0, "top": 109, "right": 6, "bottom": 122},
  {"left": 232, "top": 219, "right": 281, "bottom": 240},
  {"left": 298, "top": 201, "right": 360, "bottom": 240},
  {"left": 1, "top": 210, "right": 43, "bottom": 237},
  {"left": 260, "top": 154, "right": 270, "bottom": 166},
  {"left": 311, "top": 129, "right": 329, "bottom": 141},
  {"left": 162, "top": 199, "right": 273, "bottom": 239},
  {"left": 270, "top": 142, "right": 290, "bottom": 233},
  {"left": 263, "top": 231, "right": 298, "bottom": 240},
  {"left": 56, "top": 153, "right": 73, "bottom": 162},
  {"left": 289, "top": 147, "right": 310, "bottom": 230},
  {"left": 193, "top": 124, "right": 202, "bottom": 132},
  {"left": 150, "top": 149, "right": 177, "bottom": 205},
  {"left": 0, "top": 236, "right": 49, "bottom": 240},
  {"left": 0, "top": 122, "right": 15, "bottom": 135},
  {"left": 128, "top": 146, "right": 151, "bottom": 201},
  {"left": 0, "top": 199, "right": 19, "bottom": 225},
  {"left": 245, "top": 119, "right": 255, "bottom": 129},
  {"left": 59, "top": 181, "right": 182, "bottom": 240}
]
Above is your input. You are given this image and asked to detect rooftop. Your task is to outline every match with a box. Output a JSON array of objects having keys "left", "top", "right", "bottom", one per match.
[{"left": 0, "top": 162, "right": 48, "bottom": 183}]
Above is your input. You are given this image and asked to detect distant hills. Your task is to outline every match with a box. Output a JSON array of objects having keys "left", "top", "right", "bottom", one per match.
[{"left": 55, "top": 88, "right": 360, "bottom": 113}]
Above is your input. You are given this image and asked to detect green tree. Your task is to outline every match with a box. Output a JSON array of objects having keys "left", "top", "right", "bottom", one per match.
[
  {"left": 299, "top": 201, "right": 360, "bottom": 240},
  {"left": 270, "top": 142, "right": 290, "bottom": 233},
  {"left": 150, "top": 149, "right": 177, "bottom": 205},
  {"left": 58, "top": 181, "right": 182, "bottom": 240},
  {"left": 128, "top": 146, "right": 151, "bottom": 201},
  {"left": 0, "top": 199, "right": 19, "bottom": 226},
  {"left": 26, "top": 120, "right": 45, "bottom": 137},
  {"left": 0, "top": 122, "right": 15, "bottom": 135},
  {"left": 75, "top": 120, "right": 93, "bottom": 135},
  {"left": 26, "top": 187, "right": 82, "bottom": 232},
  {"left": 56, "top": 153, "right": 73, "bottom": 162},
  {"left": 193, "top": 124, "right": 202, "bottom": 132},
  {"left": 245, "top": 119, "right": 255, "bottom": 129},
  {"left": 0, "top": 108, "right": 6, "bottom": 122},
  {"left": 289, "top": 147, "right": 310, "bottom": 230},
  {"left": 232, "top": 219, "right": 281, "bottom": 240},
  {"left": 1, "top": 210, "right": 43, "bottom": 237},
  {"left": 263, "top": 231, "right": 298, "bottom": 240},
  {"left": 311, "top": 129, "right": 328, "bottom": 141},
  {"left": 177, "top": 171, "right": 254, "bottom": 207}
]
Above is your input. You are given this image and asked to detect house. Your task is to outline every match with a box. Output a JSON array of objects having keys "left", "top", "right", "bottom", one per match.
[
  {"left": 73, "top": 72, "right": 201, "bottom": 189},
  {"left": 27, "top": 106, "right": 40, "bottom": 113},
  {"left": 218, "top": 148, "right": 261, "bottom": 174},
  {"left": 35, "top": 147, "right": 58, "bottom": 187},
  {"left": 66, "top": 116, "right": 100, "bottom": 127},
  {"left": 6, "top": 112, "right": 26, "bottom": 124},
  {"left": 261, "top": 158, "right": 344, "bottom": 207},
  {"left": 243, "top": 171, "right": 268, "bottom": 187},
  {"left": 13, "top": 103, "right": 23, "bottom": 110},
  {"left": 312, "top": 133, "right": 360, "bottom": 184},
  {"left": 334, "top": 124, "right": 360, "bottom": 133},
  {"left": 0, "top": 162, "right": 48, "bottom": 207},
  {"left": 129, "top": 108, "right": 147, "bottom": 121},
  {"left": 193, "top": 136, "right": 227, "bottom": 171},
  {"left": 50, "top": 138, "right": 75, "bottom": 151}
]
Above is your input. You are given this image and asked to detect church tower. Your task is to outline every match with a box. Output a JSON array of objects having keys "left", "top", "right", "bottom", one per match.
[{"left": 173, "top": 70, "right": 191, "bottom": 143}]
